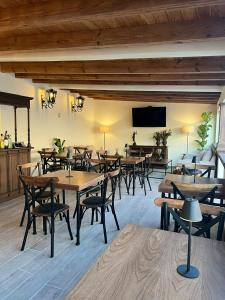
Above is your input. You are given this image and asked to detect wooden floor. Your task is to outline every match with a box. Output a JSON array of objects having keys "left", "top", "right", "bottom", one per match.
[{"left": 0, "top": 178, "right": 162, "bottom": 300}]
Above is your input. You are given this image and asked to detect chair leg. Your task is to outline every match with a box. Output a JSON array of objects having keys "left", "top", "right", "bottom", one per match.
[
  {"left": 101, "top": 207, "right": 107, "bottom": 244},
  {"left": 73, "top": 204, "right": 77, "bottom": 219},
  {"left": 95, "top": 209, "right": 99, "bottom": 222},
  {"left": 111, "top": 205, "right": 120, "bottom": 230},
  {"left": 20, "top": 206, "right": 27, "bottom": 227},
  {"left": 65, "top": 211, "right": 73, "bottom": 240},
  {"left": 147, "top": 177, "right": 152, "bottom": 191},
  {"left": 143, "top": 177, "right": 147, "bottom": 196},
  {"left": 118, "top": 175, "right": 122, "bottom": 200},
  {"left": 91, "top": 208, "right": 94, "bottom": 225},
  {"left": 43, "top": 217, "right": 47, "bottom": 235},
  {"left": 21, "top": 217, "right": 32, "bottom": 251},
  {"left": 50, "top": 216, "right": 55, "bottom": 258}
]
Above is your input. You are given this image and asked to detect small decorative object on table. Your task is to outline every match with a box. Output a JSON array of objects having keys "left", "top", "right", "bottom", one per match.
[
  {"left": 132, "top": 131, "right": 137, "bottom": 146},
  {"left": 161, "top": 129, "right": 172, "bottom": 146},
  {"left": 153, "top": 131, "right": 161, "bottom": 146},
  {"left": 53, "top": 138, "right": 65, "bottom": 154},
  {"left": 177, "top": 198, "right": 202, "bottom": 279},
  {"left": 66, "top": 147, "right": 74, "bottom": 177}
]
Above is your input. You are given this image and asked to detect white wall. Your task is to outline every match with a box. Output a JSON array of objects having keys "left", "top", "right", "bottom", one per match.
[
  {"left": 0, "top": 73, "right": 217, "bottom": 164},
  {"left": 0, "top": 74, "right": 95, "bottom": 160},
  {"left": 93, "top": 100, "right": 217, "bottom": 163}
]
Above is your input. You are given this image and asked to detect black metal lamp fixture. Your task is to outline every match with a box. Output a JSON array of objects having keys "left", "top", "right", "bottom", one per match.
[
  {"left": 177, "top": 198, "right": 202, "bottom": 279},
  {"left": 71, "top": 95, "right": 85, "bottom": 112},
  {"left": 41, "top": 89, "right": 57, "bottom": 109}
]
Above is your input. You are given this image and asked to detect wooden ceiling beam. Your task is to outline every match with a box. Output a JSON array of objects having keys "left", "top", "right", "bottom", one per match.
[
  {"left": 62, "top": 89, "right": 219, "bottom": 104},
  {"left": 2, "top": 56, "right": 225, "bottom": 74},
  {"left": 15, "top": 73, "right": 225, "bottom": 81},
  {"left": 0, "top": 0, "right": 224, "bottom": 35},
  {"left": 32, "top": 79, "right": 225, "bottom": 86},
  {"left": 1, "top": 18, "right": 225, "bottom": 51}
]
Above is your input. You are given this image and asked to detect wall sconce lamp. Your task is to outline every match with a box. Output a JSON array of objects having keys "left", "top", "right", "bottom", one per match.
[
  {"left": 41, "top": 89, "right": 57, "bottom": 109},
  {"left": 71, "top": 95, "right": 85, "bottom": 112}
]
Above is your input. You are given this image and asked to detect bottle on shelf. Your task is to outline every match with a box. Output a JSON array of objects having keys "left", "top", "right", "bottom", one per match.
[
  {"left": 8, "top": 134, "right": 12, "bottom": 149},
  {"left": 4, "top": 131, "right": 9, "bottom": 149},
  {"left": 0, "top": 134, "right": 4, "bottom": 149}
]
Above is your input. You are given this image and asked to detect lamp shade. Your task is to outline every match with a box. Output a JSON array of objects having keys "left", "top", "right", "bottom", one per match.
[
  {"left": 181, "top": 126, "right": 194, "bottom": 134},
  {"left": 180, "top": 198, "right": 202, "bottom": 223},
  {"left": 99, "top": 126, "right": 109, "bottom": 133}
]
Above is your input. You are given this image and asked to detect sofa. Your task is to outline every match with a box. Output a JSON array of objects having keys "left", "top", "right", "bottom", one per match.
[{"left": 176, "top": 147, "right": 216, "bottom": 177}]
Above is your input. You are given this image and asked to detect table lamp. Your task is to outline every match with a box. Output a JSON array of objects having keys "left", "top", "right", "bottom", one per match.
[
  {"left": 181, "top": 126, "right": 194, "bottom": 154},
  {"left": 177, "top": 198, "right": 202, "bottom": 279},
  {"left": 99, "top": 126, "right": 109, "bottom": 150}
]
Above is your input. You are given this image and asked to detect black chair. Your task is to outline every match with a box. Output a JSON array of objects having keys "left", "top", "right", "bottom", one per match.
[
  {"left": 181, "top": 164, "right": 212, "bottom": 178},
  {"left": 79, "top": 169, "right": 120, "bottom": 244},
  {"left": 20, "top": 175, "right": 73, "bottom": 258},
  {"left": 38, "top": 150, "right": 63, "bottom": 174},
  {"left": 171, "top": 181, "right": 218, "bottom": 238},
  {"left": 17, "top": 162, "right": 62, "bottom": 227}
]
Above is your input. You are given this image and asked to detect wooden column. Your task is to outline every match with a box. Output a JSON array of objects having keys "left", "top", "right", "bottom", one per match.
[
  {"left": 27, "top": 107, "right": 31, "bottom": 147},
  {"left": 14, "top": 106, "right": 17, "bottom": 143}
]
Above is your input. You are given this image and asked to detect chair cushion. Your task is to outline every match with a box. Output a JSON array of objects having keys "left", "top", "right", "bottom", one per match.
[
  {"left": 32, "top": 203, "right": 69, "bottom": 216},
  {"left": 81, "top": 196, "right": 104, "bottom": 207}
]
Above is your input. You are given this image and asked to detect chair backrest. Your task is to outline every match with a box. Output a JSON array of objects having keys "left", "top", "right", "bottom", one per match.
[
  {"left": 171, "top": 181, "right": 218, "bottom": 204},
  {"left": 74, "top": 146, "right": 88, "bottom": 154},
  {"left": 84, "top": 150, "right": 93, "bottom": 160},
  {"left": 19, "top": 175, "right": 59, "bottom": 212},
  {"left": 103, "top": 168, "right": 120, "bottom": 203},
  {"left": 38, "top": 150, "right": 58, "bottom": 174},
  {"left": 17, "top": 162, "right": 42, "bottom": 176}
]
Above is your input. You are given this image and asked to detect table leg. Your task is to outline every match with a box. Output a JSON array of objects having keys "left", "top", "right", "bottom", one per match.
[
  {"left": 133, "top": 164, "right": 135, "bottom": 196},
  {"left": 62, "top": 189, "right": 65, "bottom": 204},
  {"left": 76, "top": 191, "right": 80, "bottom": 245}
]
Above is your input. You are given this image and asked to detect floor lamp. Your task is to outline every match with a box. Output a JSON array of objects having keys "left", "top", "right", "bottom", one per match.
[
  {"left": 99, "top": 126, "right": 109, "bottom": 150},
  {"left": 181, "top": 126, "right": 194, "bottom": 154}
]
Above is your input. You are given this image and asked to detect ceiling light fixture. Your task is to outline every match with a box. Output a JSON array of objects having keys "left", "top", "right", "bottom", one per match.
[{"left": 41, "top": 88, "right": 57, "bottom": 109}]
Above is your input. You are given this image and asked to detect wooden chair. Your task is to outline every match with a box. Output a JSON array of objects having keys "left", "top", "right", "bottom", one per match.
[
  {"left": 38, "top": 150, "right": 63, "bottom": 174},
  {"left": 154, "top": 198, "right": 225, "bottom": 241},
  {"left": 171, "top": 181, "right": 219, "bottom": 238},
  {"left": 79, "top": 169, "right": 120, "bottom": 244},
  {"left": 127, "top": 155, "right": 152, "bottom": 196},
  {"left": 20, "top": 175, "right": 73, "bottom": 258}
]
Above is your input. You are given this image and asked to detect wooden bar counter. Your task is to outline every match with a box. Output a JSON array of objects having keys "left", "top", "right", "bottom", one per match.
[{"left": 0, "top": 148, "right": 31, "bottom": 202}]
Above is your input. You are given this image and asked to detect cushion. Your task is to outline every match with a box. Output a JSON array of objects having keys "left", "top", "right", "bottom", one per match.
[{"left": 82, "top": 196, "right": 104, "bottom": 206}]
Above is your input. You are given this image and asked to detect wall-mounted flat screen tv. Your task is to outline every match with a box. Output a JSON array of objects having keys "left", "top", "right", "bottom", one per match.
[{"left": 132, "top": 106, "right": 166, "bottom": 127}]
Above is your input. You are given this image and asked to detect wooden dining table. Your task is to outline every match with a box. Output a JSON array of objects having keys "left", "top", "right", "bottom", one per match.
[
  {"left": 42, "top": 170, "right": 104, "bottom": 245},
  {"left": 66, "top": 224, "right": 225, "bottom": 300},
  {"left": 159, "top": 174, "right": 225, "bottom": 199},
  {"left": 88, "top": 156, "right": 145, "bottom": 195}
]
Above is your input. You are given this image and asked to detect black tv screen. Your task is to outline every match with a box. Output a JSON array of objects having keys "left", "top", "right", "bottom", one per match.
[{"left": 132, "top": 106, "right": 166, "bottom": 127}]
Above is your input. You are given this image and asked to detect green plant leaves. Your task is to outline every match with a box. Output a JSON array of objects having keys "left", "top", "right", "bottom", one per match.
[{"left": 195, "top": 112, "right": 213, "bottom": 151}]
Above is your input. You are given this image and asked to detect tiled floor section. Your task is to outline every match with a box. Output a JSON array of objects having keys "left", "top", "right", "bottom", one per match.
[{"left": 0, "top": 178, "right": 162, "bottom": 300}]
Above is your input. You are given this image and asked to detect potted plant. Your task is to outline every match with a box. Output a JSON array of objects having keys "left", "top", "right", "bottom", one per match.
[
  {"left": 53, "top": 138, "right": 66, "bottom": 154},
  {"left": 153, "top": 131, "right": 161, "bottom": 146},
  {"left": 195, "top": 112, "right": 213, "bottom": 151},
  {"left": 161, "top": 129, "right": 172, "bottom": 146}
]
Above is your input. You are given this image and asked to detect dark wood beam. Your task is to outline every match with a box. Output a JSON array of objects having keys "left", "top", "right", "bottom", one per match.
[
  {"left": 0, "top": 0, "right": 223, "bottom": 35},
  {"left": 2, "top": 56, "right": 225, "bottom": 74},
  {"left": 32, "top": 79, "right": 225, "bottom": 86},
  {"left": 1, "top": 18, "right": 225, "bottom": 51},
  {"left": 15, "top": 73, "right": 225, "bottom": 81},
  {"left": 62, "top": 89, "right": 220, "bottom": 104}
]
